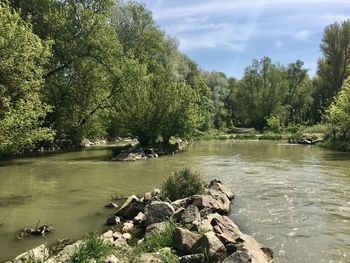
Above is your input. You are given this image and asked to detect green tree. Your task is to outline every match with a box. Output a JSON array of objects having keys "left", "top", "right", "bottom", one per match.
[
  {"left": 12, "top": 0, "right": 124, "bottom": 145},
  {"left": 0, "top": 2, "right": 53, "bottom": 155},
  {"left": 326, "top": 77, "right": 350, "bottom": 138},
  {"left": 313, "top": 20, "right": 350, "bottom": 121}
]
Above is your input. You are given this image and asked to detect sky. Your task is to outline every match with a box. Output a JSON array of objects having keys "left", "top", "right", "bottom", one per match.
[{"left": 141, "top": 0, "right": 350, "bottom": 78}]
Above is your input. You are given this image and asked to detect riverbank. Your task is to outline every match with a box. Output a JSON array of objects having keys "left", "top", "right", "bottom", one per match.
[{"left": 9, "top": 178, "right": 273, "bottom": 263}]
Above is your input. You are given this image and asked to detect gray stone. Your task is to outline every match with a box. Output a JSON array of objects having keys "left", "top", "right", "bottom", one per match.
[
  {"left": 133, "top": 212, "right": 146, "bottom": 224},
  {"left": 171, "top": 197, "right": 191, "bottom": 210},
  {"left": 192, "top": 231, "right": 226, "bottom": 262},
  {"left": 105, "top": 202, "right": 118, "bottom": 208},
  {"left": 115, "top": 195, "right": 144, "bottom": 219},
  {"left": 221, "top": 251, "right": 252, "bottom": 263},
  {"left": 133, "top": 253, "right": 161, "bottom": 263},
  {"left": 181, "top": 205, "right": 200, "bottom": 224},
  {"left": 122, "top": 222, "right": 134, "bottom": 232},
  {"left": 13, "top": 244, "right": 48, "bottom": 262},
  {"left": 208, "top": 179, "right": 235, "bottom": 200},
  {"left": 180, "top": 254, "right": 206, "bottom": 263},
  {"left": 172, "top": 227, "right": 202, "bottom": 253},
  {"left": 174, "top": 207, "right": 185, "bottom": 222},
  {"left": 106, "top": 254, "right": 120, "bottom": 263},
  {"left": 191, "top": 192, "right": 230, "bottom": 214},
  {"left": 106, "top": 216, "right": 121, "bottom": 226},
  {"left": 144, "top": 201, "right": 175, "bottom": 226},
  {"left": 145, "top": 222, "right": 166, "bottom": 238}
]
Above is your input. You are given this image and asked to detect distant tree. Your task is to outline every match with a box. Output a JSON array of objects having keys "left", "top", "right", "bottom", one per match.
[
  {"left": 0, "top": 3, "right": 53, "bottom": 154},
  {"left": 312, "top": 20, "right": 350, "bottom": 121}
]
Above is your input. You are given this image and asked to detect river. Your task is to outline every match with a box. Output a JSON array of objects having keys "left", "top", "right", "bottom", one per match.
[{"left": 0, "top": 140, "right": 349, "bottom": 262}]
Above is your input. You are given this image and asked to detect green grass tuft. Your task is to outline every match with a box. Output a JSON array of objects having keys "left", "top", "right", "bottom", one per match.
[
  {"left": 65, "top": 233, "right": 113, "bottom": 263},
  {"left": 160, "top": 168, "right": 205, "bottom": 201}
]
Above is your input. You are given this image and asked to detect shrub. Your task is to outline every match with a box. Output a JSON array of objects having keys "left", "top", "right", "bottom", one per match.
[
  {"left": 65, "top": 233, "right": 113, "bottom": 263},
  {"left": 161, "top": 168, "right": 205, "bottom": 201},
  {"left": 266, "top": 115, "right": 283, "bottom": 133}
]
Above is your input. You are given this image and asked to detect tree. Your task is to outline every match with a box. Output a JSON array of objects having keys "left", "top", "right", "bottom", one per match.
[
  {"left": 313, "top": 20, "right": 350, "bottom": 120},
  {"left": 0, "top": 2, "right": 53, "bottom": 154},
  {"left": 12, "top": 0, "right": 124, "bottom": 144},
  {"left": 326, "top": 77, "right": 350, "bottom": 138}
]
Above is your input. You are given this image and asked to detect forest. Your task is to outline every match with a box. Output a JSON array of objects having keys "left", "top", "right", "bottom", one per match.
[{"left": 1, "top": 0, "right": 350, "bottom": 155}]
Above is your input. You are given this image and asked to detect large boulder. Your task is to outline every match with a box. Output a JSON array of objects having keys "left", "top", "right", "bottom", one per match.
[
  {"left": 144, "top": 201, "right": 175, "bottom": 226},
  {"left": 236, "top": 234, "right": 273, "bottom": 263},
  {"left": 192, "top": 231, "right": 226, "bottom": 262},
  {"left": 115, "top": 195, "right": 144, "bottom": 220},
  {"left": 181, "top": 205, "right": 200, "bottom": 224},
  {"left": 208, "top": 179, "right": 235, "bottom": 200},
  {"left": 211, "top": 215, "right": 241, "bottom": 244},
  {"left": 191, "top": 191, "right": 230, "bottom": 214},
  {"left": 172, "top": 227, "right": 202, "bottom": 253},
  {"left": 171, "top": 197, "right": 192, "bottom": 210}
]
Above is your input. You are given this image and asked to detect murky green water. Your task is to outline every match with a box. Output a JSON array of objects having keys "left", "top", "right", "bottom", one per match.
[{"left": 0, "top": 140, "right": 349, "bottom": 262}]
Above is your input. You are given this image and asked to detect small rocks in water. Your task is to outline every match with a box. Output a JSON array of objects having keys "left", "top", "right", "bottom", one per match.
[
  {"left": 17, "top": 224, "right": 53, "bottom": 239},
  {"left": 105, "top": 202, "right": 118, "bottom": 209},
  {"left": 106, "top": 216, "right": 121, "bottom": 226},
  {"left": 122, "top": 222, "right": 134, "bottom": 232}
]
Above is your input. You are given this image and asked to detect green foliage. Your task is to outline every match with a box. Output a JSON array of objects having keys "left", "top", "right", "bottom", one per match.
[
  {"left": 161, "top": 168, "right": 205, "bottom": 201},
  {"left": 326, "top": 77, "right": 350, "bottom": 138},
  {"left": 266, "top": 115, "right": 284, "bottom": 133},
  {"left": 65, "top": 233, "right": 113, "bottom": 263},
  {"left": 312, "top": 20, "right": 350, "bottom": 121},
  {"left": 114, "top": 220, "right": 178, "bottom": 263},
  {"left": 0, "top": 2, "right": 54, "bottom": 155}
]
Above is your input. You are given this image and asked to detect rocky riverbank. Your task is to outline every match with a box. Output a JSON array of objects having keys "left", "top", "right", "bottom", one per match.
[
  {"left": 111, "top": 140, "right": 188, "bottom": 162},
  {"left": 9, "top": 180, "right": 272, "bottom": 263}
]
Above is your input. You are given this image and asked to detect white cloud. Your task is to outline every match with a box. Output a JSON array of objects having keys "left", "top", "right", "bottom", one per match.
[{"left": 294, "top": 30, "right": 312, "bottom": 41}]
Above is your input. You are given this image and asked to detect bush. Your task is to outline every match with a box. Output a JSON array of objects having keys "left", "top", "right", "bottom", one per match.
[
  {"left": 65, "top": 233, "right": 113, "bottom": 263},
  {"left": 266, "top": 115, "right": 283, "bottom": 133},
  {"left": 161, "top": 168, "right": 205, "bottom": 201}
]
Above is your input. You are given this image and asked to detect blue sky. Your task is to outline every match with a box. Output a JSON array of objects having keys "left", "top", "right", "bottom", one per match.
[{"left": 141, "top": 0, "right": 350, "bottom": 78}]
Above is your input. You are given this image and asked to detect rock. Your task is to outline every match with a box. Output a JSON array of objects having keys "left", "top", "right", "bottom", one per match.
[
  {"left": 211, "top": 215, "right": 241, "bottom": 244},
  {"left": 174, "top": 207, "right": 185, "bottom": 222},
  {"left": 208, "top": 179, "right": 235, "bottom": 200},
  {"left": 235, "top": 234, "right": 273, "bottom": 263},
  {"left": 137, "top": 238, "right": 144, "bottom": 244},
  {"left": 199, "top": 207, "right": 213, "bottom": 218},
  {"left": 180, "top": 254, "right": 206, "bottom": 263},
  {"left": 145, "top": 222, "right": 166, "bottom": 237},
  {"left": 115, "top": 195, "right": 144, "bottom": 220},
  {"left": 105, "top": 202, "right": 118, "bottom": 209},
  {"left": 225, "top": 243, "right": 238, "bottom": 256},
  {"left": 122, "top": 222, "right": 134, "bottom": 232},
  {"left": 172, "top": 227, "right": 202, "bottom": 253},
  {"left": 222, "top": 251, "right": 252, "bottom": 263},
  {"left": 191, "top": 191, "right": 230, "bottom": 214},
  {"left": 13, "top": 244, "right": 48, "bottom": 262},
  {"left": 112, "top": 231, "right": 124, "bottom": 241},
  {"left": 192, "top": 231, "right": 226, "bottom": 262},
  {"left": 144, "top": 201, "right": 175, "bottom": 226},
  {"left": 100, "top": 230, "right": 113, "bottom": 239},
  {"left": 113, "top": 238, "right": 128, "bottom": 248},
  {"left": 171, "top": 197, "right": 191, "bottom": 210},
  {"left": 51, "top": 241, "right": 83, "bottom": 262},
  {"left": 106, "top": 254, "right": 120, "bottom": 263},
  {"left": 122, "top": 233, "right": 132, "bottom": 241},
  {"left": 181, "top": 205, "right": 200, "bottom": 224},
  {"left": 133, "top": 253, "right": 161, "bottom": 263},
  {"left": 106, "top": 216, "right": 121, "bottom": 226},
  {"left": 133, "top": 212, "right": 146, "bottom": 224},
  {"left": 193, "top": 218, "right": 213, "bottom": 233}
]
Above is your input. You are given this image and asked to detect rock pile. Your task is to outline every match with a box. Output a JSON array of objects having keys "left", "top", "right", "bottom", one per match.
[{"left": 10, "top": 180, "right": 273, "bottom": 263}]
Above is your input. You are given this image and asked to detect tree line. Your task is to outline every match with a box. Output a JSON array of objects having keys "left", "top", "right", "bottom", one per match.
[{"left": 0, "top": 0, "right": 349, "bottom": 155}]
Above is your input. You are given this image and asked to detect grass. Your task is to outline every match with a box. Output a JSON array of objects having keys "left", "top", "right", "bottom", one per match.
[
  {"left": 319, "top": 138, "right": 350, "bottom": 152},
  {"left": 65, "top": 233, "right": 113, "bottom": 263},
  {"left": 115, "top": 220, "right": 178, "bottom": 263},
  {"left": 258, "top": 132, "right": 283, "bottom": 140},
  {"left": 160, "top": 168, "right": 205, "bottom": 201}
]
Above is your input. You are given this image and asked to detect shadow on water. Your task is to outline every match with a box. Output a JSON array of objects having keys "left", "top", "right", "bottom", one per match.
[{"left": 0, "top": 194, "right": 33, "bottom": 207}]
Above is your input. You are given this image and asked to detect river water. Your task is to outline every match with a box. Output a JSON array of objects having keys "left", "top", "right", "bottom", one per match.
[{"left": 0, "top": 140, "right": 349, "bottom": 262}]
